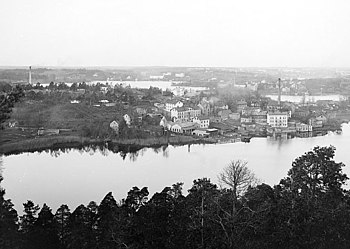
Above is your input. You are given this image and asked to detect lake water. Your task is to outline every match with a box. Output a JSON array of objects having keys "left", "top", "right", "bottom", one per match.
[
  {"left": 266, "top": 94, "right": 346, "bottom": 103},
  {"left": 2, "top": 123, "right": 350, "bottom": 213}
]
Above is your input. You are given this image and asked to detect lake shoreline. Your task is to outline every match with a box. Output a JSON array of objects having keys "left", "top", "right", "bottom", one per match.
[{"left": 0, "top": 135, "right": 217, "bottom": 156}]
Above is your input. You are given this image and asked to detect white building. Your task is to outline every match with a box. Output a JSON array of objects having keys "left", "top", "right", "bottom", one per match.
[
  {"left": 170, "top": 122, "right": 198, "bottom": 134},
  {"left": 165, "top": 100, "right": 183, "bottom": 111},
  {"left": 192, "top": 116, "right": 210, "bottom": 129},
  {"left": 175, "top": 73, "right": 185, "bottom": 78},
  {"left": 159, "top": 116, "right": 168, "bottom": 128},
  {"left": 123, "top": 114, "right": 131, "bottom": 126},
  {"left": 267, "top": 112, "right": 288, "bottom": 128},
  {"left": 192, "top": 129, "right": 209, "bottom": 137},
  {"left": 171, "top": 107, "right": 201, "bottom": 122},
  {"left": 109, "top": 120, "right": 119, "bottom": 133},
  {"left": 296, "top": 122, "right": 313, "bottom": 132},
  {"left": 150, "top": 75, "right": 164, "bottom": 80},
  {"left": 172, "top": 87, "right": 185, "bottom": 96}
]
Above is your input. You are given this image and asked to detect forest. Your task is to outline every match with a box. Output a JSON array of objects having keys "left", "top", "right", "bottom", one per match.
[{"left": 1, "top": 145, "right": 350, "bottom": 249}]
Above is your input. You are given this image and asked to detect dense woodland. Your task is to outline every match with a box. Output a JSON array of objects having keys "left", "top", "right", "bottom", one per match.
[{"left": 1, "top": 146, "right": 350, "bottom": 249}]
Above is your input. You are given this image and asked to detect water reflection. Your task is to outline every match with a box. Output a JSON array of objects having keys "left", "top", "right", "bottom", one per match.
[
  {"left": 2, "top": 123, "right": 350, "bottom": 214},
  {"left": 19, "top": 142, "right": 180, "bottom": 162}
]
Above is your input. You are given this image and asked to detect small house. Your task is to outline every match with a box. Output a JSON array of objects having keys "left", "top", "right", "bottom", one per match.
[
  {"left": 110, "top": 120, "right": 120, "bottom": 133},
  {"left": 123, "top": 114, "right": 131, "bottom": 126}
]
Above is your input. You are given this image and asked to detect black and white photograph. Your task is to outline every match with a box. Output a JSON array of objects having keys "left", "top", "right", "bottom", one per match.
[{"left": 1, "top": 0, "right": 350, "bottom": 248}]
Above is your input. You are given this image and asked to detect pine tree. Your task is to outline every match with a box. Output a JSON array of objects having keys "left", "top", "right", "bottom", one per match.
[{"left": 0, "top": 176, "right": 20, "bottom": 249}]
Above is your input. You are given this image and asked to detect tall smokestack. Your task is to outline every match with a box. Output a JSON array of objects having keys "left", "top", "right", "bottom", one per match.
[
  {"left": 29, "top": 66, "right": 32, "bottom": 85},
  {"left": 278, "top": 78, "right": 281, "bottom": 108}
]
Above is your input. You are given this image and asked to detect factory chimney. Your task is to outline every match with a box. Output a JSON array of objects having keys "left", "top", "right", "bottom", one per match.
[
  {"left": 29, "top": 66, "right": 32, "bottom": 85},
  {"left": 278, "top": 78, "right": 281, "bottom": 109}
]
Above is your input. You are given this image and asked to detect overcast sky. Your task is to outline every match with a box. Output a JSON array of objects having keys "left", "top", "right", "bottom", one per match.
[{"left": 1, "top": 0, "right": 349, "bottom": 67}]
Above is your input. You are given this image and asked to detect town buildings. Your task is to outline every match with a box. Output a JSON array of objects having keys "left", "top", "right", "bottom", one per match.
[{"left": 267, "top": 112, "right": 289, "bottom": 128}]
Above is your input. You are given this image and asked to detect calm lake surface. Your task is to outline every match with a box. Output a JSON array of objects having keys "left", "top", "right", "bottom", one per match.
[{"left": 2, "top": 123, "right": 350, "bottom": 213}]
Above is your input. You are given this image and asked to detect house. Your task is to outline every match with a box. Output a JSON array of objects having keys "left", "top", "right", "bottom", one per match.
[
  {"left": 308, "top": 117, "right": 323, "bottom": 128},
  {"left": 209, "top": 122, "right": 234, "bottom": 135},
  {"left": 99, "top": 99, "right": 109, "bottom": 104},
  {"left": 110, "top": 120, "right": 119, "bottom": 133},
  {"left": 206, "top": 128, "right": 219, "bottom": 136},
  {"left": 171, "top": 106, "right": 201, "bottom": 122},
  {"left": 252, "top": 111, "right": 267, "bottom": 125},
  {"left": 159, "top": 116, "right": 168, "bottom": 128},
  {"left": 100, "top": 86, "right": 109, "bottom": 93},
  {"left": 150, "top": 75, "right": 164, "bottom": 80},
  {"left": 267, "top": 101, "right": 280, "bottom": 112},
  {"left": 192, "top": 129, "right": 209, "bottom": 137},
  {"left": 250, "top": 100, "right": 260, "bottom": 108},
  {"left": 192, "top": 116, "right": 210, "bottom": 129},
  {"left": 154, "top": 102, "right": 165, "bottom": 109},
  {"left": 241, "top": 107, "right": 261, "bottom": 116},
  {"left": 237, "top": 100, "right": 248, "bottom": 113},
  {"left": 165, "top": 100, "right": 183, "bottom": 111},
  {"left": 8, "top": 120, "right": 19, "bottom": 128},
  {"left": 267, "top": 112, "right": 289, "bottom": 128},
  {"left": 123, "top": 114, "right": 131, "bottom": 126},
  {"left": 170, "top": 122, "right": 198, "bottom": 135},
  {"left": 172, "top": 87, "right": 185, "bottom": 96},
  {"left": 175, "top": 73, "right": 185, "bottom": 78},
  {"left": 240, "top": 115, "right": 253, "bottom": 124},
  {"left": 233, "top": 82, "right": 247, "bottom": 88},
  {"left": 296, "top": 122, "right": 312, "bottom": 132},
  {"left": 293, "top": 108, "right": 310, "bottom": 118},
  {"left": 37, "top": 128, "right": 60, "bottom": 136}
]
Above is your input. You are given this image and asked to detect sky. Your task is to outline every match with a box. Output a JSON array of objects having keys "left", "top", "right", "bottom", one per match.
[{"left": 0, "top": 0, "right": 350, "bottom": 67}]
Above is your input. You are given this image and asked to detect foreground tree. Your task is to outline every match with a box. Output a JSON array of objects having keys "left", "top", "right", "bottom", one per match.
[
  {"left": 67, "top": 204, "right": 96, "bottom": 249},
  {"left": 0, "top": 176, "right": 19, "bottom": 249},
  {"left": 276, "top": 146, "right": 349, "bottom": 248},
  {"left": 54, "top": 204, "right": 71, "bottom": 248},
  {"left": 185, "top": 178, "right": 221, "bottom": 248},
  {"left": 218, "top": 160, "right": 258, "bottom": 212},
  {"left": 19, "top": 200, "right": 40, "bottom": 249}
]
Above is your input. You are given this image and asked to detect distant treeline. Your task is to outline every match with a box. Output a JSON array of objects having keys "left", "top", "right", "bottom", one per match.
[{"left": 1, "top": 145, "right": 350, "bottom": 249}]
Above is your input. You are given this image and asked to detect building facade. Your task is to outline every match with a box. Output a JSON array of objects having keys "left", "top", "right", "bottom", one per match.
[{"left": 267, "top": 112, "right": 288, "bottom": 127}]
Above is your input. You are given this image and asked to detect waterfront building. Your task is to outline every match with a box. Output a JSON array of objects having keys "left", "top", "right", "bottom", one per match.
[
  {"left": 192, "top": 116, "right": 210, "bottom": 128},
  {"left": 267, "top": 112, "right": 289, "bottom": 128},
  {"left": 296, "top": 122, "right": 313, "bottom": 132},
  {"left": 192, "top": 128, "right": 209, "bottom": 137},
  {"left": 170, "top": 106, "right": 201, "bottom": 122},
  {"left": 170, "top": 122, "right": 198, "bottom": 135}
]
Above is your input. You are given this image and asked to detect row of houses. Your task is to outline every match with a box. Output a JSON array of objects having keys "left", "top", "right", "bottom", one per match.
[{"left": 159, "top": 117, "right": 218, "bottom": 137}]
